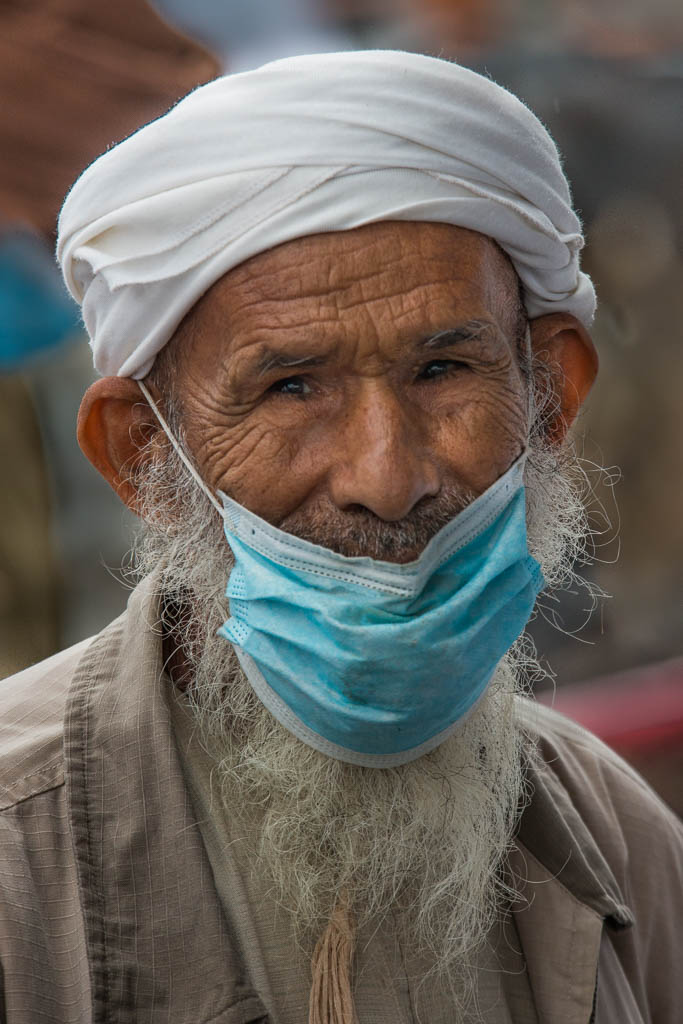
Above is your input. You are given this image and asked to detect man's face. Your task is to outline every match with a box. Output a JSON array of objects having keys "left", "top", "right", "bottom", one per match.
[{"left": 171, "top": 221, "right": 528, "bottom": 549}]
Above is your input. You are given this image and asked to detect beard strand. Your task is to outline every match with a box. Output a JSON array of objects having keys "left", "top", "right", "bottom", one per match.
[{"left": 128, "top": 420, "right": 592, "bottom": 1008}]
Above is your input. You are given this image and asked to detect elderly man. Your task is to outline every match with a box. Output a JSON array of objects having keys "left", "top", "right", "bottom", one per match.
[{"left": 0, "top": 50, "right": 681, "bottom": 1024}]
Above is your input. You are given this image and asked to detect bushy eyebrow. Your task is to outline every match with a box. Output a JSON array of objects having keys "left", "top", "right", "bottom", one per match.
[
  {"left": 251, "top": 319, "right": 496, "bottom": 378},
  {"left": 420, "top": 320, "right": 495, "bottom": 351},
  {"left": 256, "top": 352, "right": 328, "bottom": 377}
]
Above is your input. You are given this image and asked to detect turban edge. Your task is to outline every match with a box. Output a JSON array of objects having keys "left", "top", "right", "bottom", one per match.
[{"left": 57, "top": 49, "right": 596, "bottom": 379}]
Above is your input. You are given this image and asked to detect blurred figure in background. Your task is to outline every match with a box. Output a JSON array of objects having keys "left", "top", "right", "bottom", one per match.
[
  {"left": 0, "top": 0, "right": 217, "bottom": 675},
  {"left": 0, "top": 0, "right": 217, "bottom": 238},
  {"left": 151, "top": 0, "right": 353, "bottom": 70},
  {"left": 0, "top": 225, "right": 80, "bottom": 676}
]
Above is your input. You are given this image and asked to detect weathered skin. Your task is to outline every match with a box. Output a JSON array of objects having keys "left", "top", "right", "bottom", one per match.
[{"left": 78, "top": 221, "right": 597, "bottom": 545}]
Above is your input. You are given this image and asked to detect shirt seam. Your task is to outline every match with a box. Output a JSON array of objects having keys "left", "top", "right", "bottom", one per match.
[
  {"left": 539, "top": 716, "right": 683, "bottom": 821},
  {"left": 0, "top": 760, "right": 65, "bottom": 811}
]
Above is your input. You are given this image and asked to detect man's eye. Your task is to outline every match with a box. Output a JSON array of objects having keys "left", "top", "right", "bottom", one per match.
[
  {"left": 268, "top": 375, "right": 311, "bottom": 397},
  {"left": 418, "top": 359, "right": 464, "bottom": 381}
]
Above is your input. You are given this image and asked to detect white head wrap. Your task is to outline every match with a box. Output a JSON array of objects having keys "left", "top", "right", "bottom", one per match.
[{"left": 57, "top": 49, "right": 596, "bottom": 379}]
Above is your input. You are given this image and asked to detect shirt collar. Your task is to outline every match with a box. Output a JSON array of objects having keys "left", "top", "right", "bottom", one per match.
[{"left": 514, "top": 704, "right": 634, "bottom": 929}]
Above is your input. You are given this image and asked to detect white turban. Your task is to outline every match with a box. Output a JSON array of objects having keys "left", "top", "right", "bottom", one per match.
[{"left": 57, "top": 49, "right": 596, "bottom": 379}]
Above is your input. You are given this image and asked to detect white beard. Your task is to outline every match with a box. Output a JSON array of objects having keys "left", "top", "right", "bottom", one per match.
[{"left": 130, "top": 416, "right": 592, "bottom": 1008}]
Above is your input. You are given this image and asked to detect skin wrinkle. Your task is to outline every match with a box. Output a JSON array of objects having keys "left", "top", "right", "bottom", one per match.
[
  {"left": 165, "top": 225, "right": 529, "bottom": 530},
  {"left": 237, "top": 242, "right": 451, "bottom": 307},
  {"left": 120, "top": 222, "right": 599, "bottom": 558},
  {"left": 126, "top": 217, "right": 595, "bottom": 653},
  {"left": 247, "top": 326, "right": 505, "bottom": 393}
]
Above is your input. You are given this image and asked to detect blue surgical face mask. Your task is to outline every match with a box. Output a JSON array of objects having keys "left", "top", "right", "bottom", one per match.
[{"left": 138, "top": 381, "right": 543, "bottom": 769}]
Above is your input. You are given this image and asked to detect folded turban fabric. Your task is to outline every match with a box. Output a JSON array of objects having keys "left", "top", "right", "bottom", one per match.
[{"left": 57, "top": 49, "right": 596, "bottom": 379}]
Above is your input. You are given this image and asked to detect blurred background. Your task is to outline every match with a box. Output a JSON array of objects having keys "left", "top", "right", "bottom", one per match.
[{"left": 1, "top": 0, "right": 681, "bottom": 812}]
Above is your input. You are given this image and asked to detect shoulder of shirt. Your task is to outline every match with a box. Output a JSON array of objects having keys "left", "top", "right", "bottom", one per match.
[
  {"left": 0, "top": 636, "right": 95, "bottom": 811},
  {"left": 515, "top": 694, "right": 676, "bottom": 810},
  {"left": 514, "top": 694, "right": 683, "bottom": 892}
]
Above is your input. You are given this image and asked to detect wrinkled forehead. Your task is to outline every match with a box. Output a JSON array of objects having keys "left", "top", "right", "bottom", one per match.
[{"left": 174, "top": 222, "right": 522, "bottom": 347}]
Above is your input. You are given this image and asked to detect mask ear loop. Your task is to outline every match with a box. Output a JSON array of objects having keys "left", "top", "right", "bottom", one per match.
[
  {"left": 519, "top": 323, "right": 535, "bottom": 466},
  {"left": 523, "top": 323, "right": 535, "bottom": 432},
  {"left": 136, "top": 379, "right": 224, "bottom": 514}
]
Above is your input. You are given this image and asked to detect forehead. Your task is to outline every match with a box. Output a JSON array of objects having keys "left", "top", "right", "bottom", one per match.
[{"left": 178, "top": 221, "right": 519, "bottom": 358}]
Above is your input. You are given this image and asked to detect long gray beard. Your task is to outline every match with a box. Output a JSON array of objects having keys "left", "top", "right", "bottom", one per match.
[{"left": 130, "top": 426, "right": 592, "bottom": 1007}]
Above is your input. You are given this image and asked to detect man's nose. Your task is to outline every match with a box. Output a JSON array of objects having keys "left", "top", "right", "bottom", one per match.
[{"left": 327, "top": 385, "right": 441, "bottom": 521}]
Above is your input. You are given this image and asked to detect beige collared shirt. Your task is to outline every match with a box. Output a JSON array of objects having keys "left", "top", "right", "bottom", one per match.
[{"left": 0, "top": 575, "right": 681, "bottom": 1023}]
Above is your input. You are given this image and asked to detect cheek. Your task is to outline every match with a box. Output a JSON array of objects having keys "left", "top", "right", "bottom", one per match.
[
  {"left": 199, "top": 413, "right": 326, "bottom": 521},
  {"left": 429, "top": 374, "right": 528, "bottom": 492}
]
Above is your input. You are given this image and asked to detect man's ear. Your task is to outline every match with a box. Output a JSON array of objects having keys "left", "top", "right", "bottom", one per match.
[
  {"left": 528, "top": 313, "right": 599, "bottom": 444},
  {"left": 77, "top": 376, "right": 161, "bottom": 515}
]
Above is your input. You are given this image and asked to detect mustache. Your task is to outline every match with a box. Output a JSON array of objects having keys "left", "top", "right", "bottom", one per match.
[{"left": 278, "top": 485, "right": 475, "bottom": 563}]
